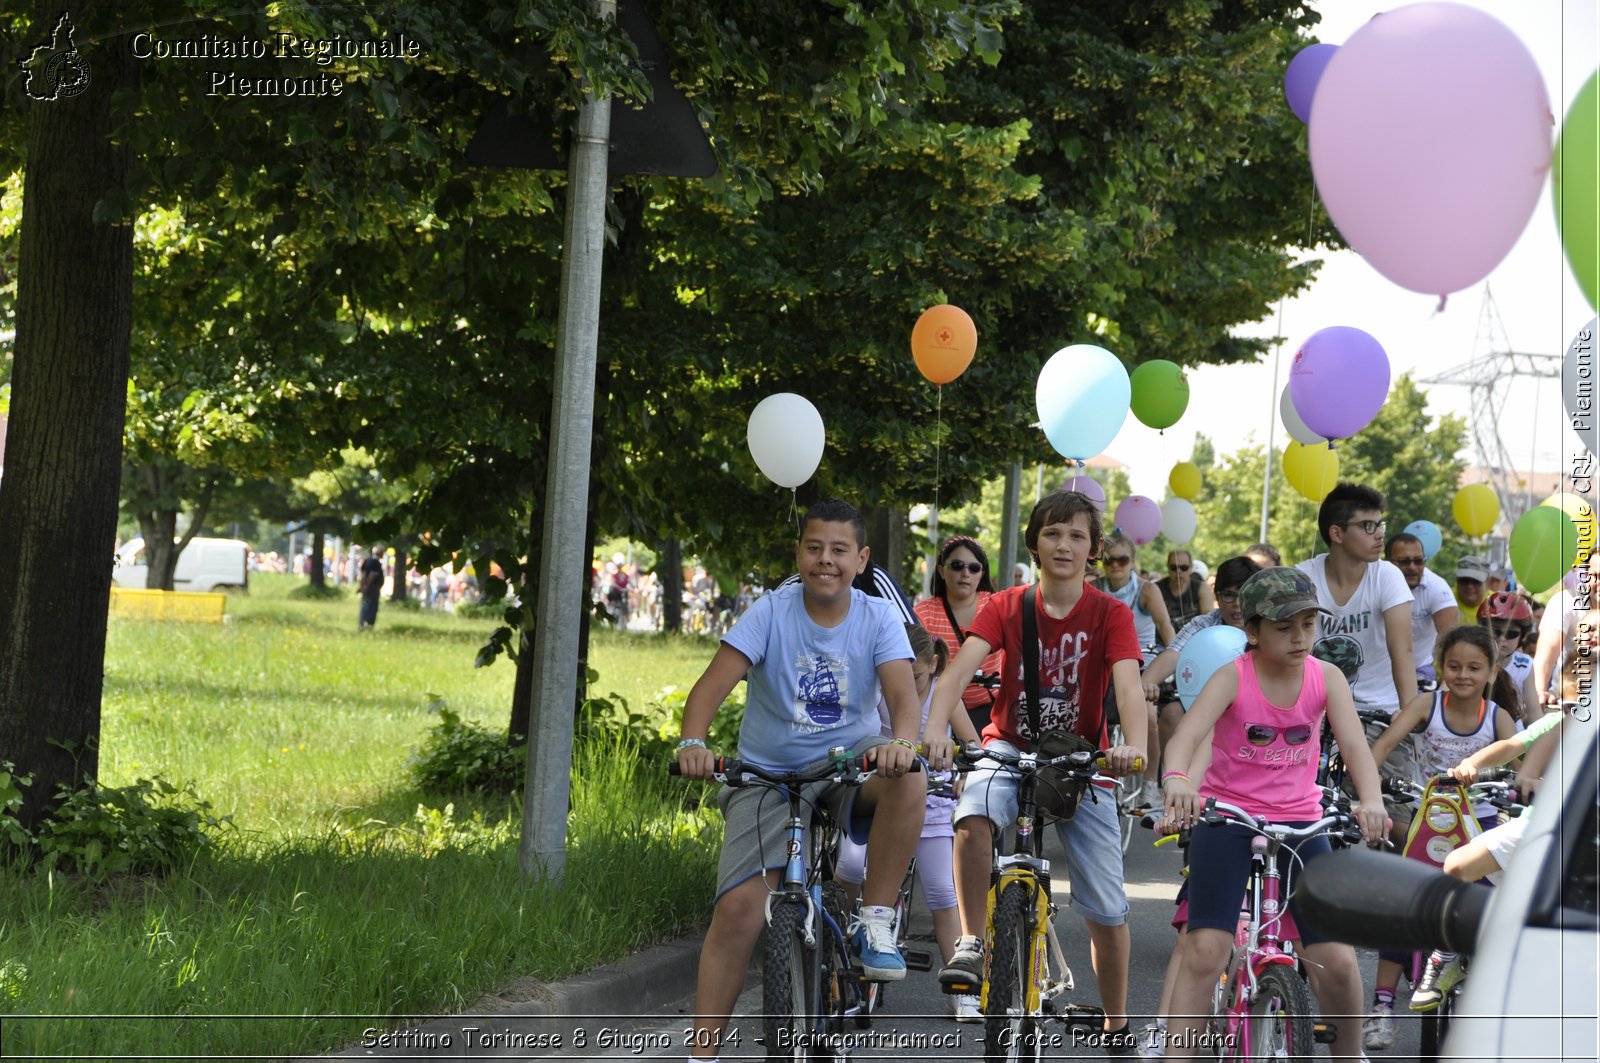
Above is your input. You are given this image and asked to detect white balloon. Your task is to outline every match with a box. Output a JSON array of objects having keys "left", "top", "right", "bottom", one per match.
[
  {"left": 1564, "top": 318, "right": 1598, "bottom": 456},
  {"left": 747, "top": 393, "right": 825, "bottom": 489},
  {"left": 1160, "top": 498, "right": 1198, "bottom": 545},
  {"left": 1279, "top": 383, "right": 1325, "bottom": 446}
]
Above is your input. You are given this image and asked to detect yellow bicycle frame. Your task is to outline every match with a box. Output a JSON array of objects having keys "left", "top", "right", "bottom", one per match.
[{"left": 981, "top": 865, "right": 1053, "bottom": 1015}]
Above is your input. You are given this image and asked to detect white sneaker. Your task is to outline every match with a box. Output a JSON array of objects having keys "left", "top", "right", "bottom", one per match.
[
  {"left": 1363, "top": 1001, "right": 1396, "bottom": 1050},
  {"left": 949, "top": 993, "right": 981, "bottom": 1023},
  {"left": 1141, "top": 1020, "right": 1167, "bottom": 1058}
]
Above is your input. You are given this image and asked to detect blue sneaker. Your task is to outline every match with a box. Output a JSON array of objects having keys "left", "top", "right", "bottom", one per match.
[{"left": 848, "top": 909, "right": 906, "bottom": 981}]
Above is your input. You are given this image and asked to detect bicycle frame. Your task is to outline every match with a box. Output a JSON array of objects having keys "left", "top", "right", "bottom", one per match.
[{"left": 1214, "top": 833, "right": 1299, "bottom": 1058}]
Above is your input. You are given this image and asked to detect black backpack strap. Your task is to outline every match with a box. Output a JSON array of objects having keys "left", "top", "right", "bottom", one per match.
[{"left": 1021, "top": 585, "right": 1041, "bottom": 747}]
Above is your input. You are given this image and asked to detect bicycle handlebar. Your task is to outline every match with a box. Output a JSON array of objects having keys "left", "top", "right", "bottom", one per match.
[
  {"left": 1200, "top": 797, "right": 1364, "bottom": 846},
  {"left": 668, "top": 751, "right": 923, "bottom": 787},
  {"left": 951, "top": 741, "right": 1145, "bottom": 776}
]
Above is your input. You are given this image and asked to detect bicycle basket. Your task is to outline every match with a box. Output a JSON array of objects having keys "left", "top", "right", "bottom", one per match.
[{"left": 1033, "top": 729, "right": 1095, "bottom": 821}]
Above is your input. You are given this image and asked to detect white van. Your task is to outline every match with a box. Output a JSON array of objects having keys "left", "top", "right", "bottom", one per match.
[{"left": 111, "top": 537, "right": 250, "bottom": 593}]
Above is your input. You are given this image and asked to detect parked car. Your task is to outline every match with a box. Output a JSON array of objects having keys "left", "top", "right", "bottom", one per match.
[{"left": 111, "top": 537, "right": 251, "bottom": 593}]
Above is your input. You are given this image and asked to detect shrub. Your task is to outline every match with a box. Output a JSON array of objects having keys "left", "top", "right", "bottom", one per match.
[
  {"left": 288, "top": 583, "right": 345, "bottom": 600},
  {"left": 408, "top": 699, "right": 524, "bottom": 794},
  {"left": 32, "top": 777, "right": 231, "bottom": 877},
  {"left": 577, "top": 679, "right": 746, "bottom": 764},
  {"left": 1, "top": 762, "right": 31, "bottom": 855}
]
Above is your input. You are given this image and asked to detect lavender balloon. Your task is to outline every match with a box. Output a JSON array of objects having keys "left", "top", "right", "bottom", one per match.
[
  {"left": 1284, "top": 43, "right": 1337, "bottom": 123},
  {"left": 1063, "top": 475, "right": 1107, "bottom": 512},
  {"left": 1289, "top": 326, "right": 1390, "bottom": 440},
  {"left": 1114, "top": 495, "right": 1162, "bottom": 546}
]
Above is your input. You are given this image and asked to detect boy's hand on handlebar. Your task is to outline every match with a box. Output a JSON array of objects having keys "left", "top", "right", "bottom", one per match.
[
  {"left": 867, "top": 741, "right": 917, "bottom": 777},
  {"left": 1163, "top": 776, "right": 1199, "bottom": 827},
  {"left": 1353, "top": 801, "right": 1389, "bottom": 847},
  {"left": 676, "top": 745, "right": 716, "bottom": 780},
  {"left": 1102, "top": 744, "right": 1143, "bottom": 776},
  {"left": 923, "top": 736, "right": 956, "bottom": 772}
]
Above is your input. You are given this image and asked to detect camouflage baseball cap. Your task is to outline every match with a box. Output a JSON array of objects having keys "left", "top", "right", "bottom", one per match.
[{"left": 1239, "top": 566, "right": 1332, "bottom": 622}]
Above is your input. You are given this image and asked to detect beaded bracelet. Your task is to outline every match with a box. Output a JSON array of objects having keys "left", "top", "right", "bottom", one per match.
[
  {"left": 889, "top": 738, "right": 918, "bottom": 753},
  {"left": 675, "top": 737, "right": 707, "bottom": 752}
]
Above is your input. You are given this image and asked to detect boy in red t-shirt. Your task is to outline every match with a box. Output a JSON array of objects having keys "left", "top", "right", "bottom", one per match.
[{"left": 926, "top": 489, "right": 1147, "bottom": 1052}]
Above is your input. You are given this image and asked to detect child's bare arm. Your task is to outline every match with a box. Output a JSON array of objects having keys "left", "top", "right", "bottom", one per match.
[
  {"left": 1370, "top": 692, "right": 1430, "bottom": 767},
  {"left": 677, "top": 644, "right": 752, "bottom": 778}
]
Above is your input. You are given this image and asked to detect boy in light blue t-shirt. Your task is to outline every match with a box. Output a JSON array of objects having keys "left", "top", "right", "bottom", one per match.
[{"left": 675, "top": 499, "right": 926, "bottom": 1063}]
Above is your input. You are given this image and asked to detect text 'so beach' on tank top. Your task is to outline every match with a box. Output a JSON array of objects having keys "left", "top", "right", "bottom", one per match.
[{"left": 1202, "top": 653, "right": 1326, "bottom": 821}]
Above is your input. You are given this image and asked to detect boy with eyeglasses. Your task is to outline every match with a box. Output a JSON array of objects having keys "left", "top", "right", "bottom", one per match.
[
  {"left": 1157, "top": 549, "right": 1215, "bottom": 630},
  {"left": 1384, "top": 531, "right": 1458, "bottom": 685},
  {"left": 1297, "top": 483, "right": 1417, "bottom": 1052}
]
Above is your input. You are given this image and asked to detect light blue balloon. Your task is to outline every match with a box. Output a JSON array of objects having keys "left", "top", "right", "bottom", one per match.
[
  {"left": 1175, "top": 625, "right": 1249, "bottom": 710},
  {"left": 1035, "top": 344, "right": 1131, "bottom": 461},
  {"left": 1403, "top": 519, "right": 1443, "bottom": 560}
]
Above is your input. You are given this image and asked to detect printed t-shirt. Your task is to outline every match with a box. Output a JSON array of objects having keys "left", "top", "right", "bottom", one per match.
[
  {"left": 1407, "top": 566, "right": 1457, "bottom": 678},
  {"left": 965, "top": 582, "right": 1141, "bottom": 749},
  {"left": 1201, "top": 653, "right": 1327, "bottom": 821},
  {"left": 915, "top": 593, "right": 1004, "bottom": 711},
  {"left": 1297, "top": 554, "right": 1414, "bottom": 715},
  {"left": 1415, "top": 691, "right": 1502, "bottom": 820},
  {"left": 724, "top": 583, "right": 913, "bottom": 770}
]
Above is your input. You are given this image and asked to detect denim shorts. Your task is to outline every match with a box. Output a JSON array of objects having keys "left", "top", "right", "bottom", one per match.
[
  {"left": 1184, "top": 820, "right": 1333, "bottom": 945},
  {"left": 952, "top": 740, "right": 1130, "bottom": 927}
]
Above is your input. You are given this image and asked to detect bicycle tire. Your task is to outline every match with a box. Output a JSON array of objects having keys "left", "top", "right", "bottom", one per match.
[
  {"left": 985, "top": 881, "right": 1040, "bottom": 1063},
  {"left": 1246, "top": 966, "right": 1315, "bottom": 1062},
  {"left": 1419, "top": 983, "right": 1457, "bottom": 1060},
  {"left": 764, "top": 901, "right": 818, "bottom": 1060}
]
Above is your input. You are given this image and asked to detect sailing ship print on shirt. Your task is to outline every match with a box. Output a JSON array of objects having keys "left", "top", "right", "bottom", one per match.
[{"left": 795, "top": 652, "right": 848, "bottom": 730}]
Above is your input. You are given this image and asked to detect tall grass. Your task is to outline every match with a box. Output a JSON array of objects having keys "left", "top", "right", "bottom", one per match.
[{"left": 0, "top": 575, "right": 723, "bottom": 1060}]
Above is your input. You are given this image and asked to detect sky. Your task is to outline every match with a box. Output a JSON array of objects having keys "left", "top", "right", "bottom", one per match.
[{"left": 1101, "top": 0, "right": 1599, "bottom": 503}]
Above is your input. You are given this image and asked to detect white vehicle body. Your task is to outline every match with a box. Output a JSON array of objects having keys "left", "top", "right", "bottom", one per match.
[
  {"left": 1446, "top": 717, "right": 1599, "bottom": 1062},
  {"left": 112, "top": 536, "right": 250, "bottom": 593}
]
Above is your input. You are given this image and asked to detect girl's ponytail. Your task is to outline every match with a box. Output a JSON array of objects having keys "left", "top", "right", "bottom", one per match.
[{"left": 1488, "top": 666, "right": 1522, "bottom": 725}]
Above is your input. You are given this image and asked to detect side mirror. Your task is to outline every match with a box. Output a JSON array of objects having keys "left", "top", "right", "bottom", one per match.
[{"left": 1298, "top": 848, "right": 1491, "bottom": 954}]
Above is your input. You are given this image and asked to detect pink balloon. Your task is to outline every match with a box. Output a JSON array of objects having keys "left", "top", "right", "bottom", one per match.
[
  {"left": 1063, "top": 475, "right": 1106, "bottom": 512},
  {"left": 1114, "top": 495, "right": 1162, "bottom": 546},
  {"left": 1289, "top": 326, "right": 1391, "bottom": 440},
  {"left": 1309, "top": 3, "right": 1552, "bottom": 297}
]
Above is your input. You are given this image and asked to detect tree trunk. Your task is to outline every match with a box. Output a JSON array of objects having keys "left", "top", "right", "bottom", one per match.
[
  {"left": 660, "top": 538, "right": 682, "bottom": 633},
  {"left": 390, "top": 545, "right": 407, "bottom": 601},
  {"left": 138, "top": 509, "right": 178, "bottom": 590},
  {"left": 308, "top": 530, "right": 326, "bottom": 588},
  {"left": 0, "top": 10, "right": 136, "bottom": 832}
]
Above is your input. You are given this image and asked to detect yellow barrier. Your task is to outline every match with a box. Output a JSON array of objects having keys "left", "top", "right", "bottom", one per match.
[{"left": 109, "top": 587, "right": 228, "bottom": 624}]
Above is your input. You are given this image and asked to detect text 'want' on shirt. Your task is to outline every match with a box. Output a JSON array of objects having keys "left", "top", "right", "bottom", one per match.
[
  {"left": 722, "top": 582, "right": 913, "bottom": 771},
  {"left": 965, "top": 583, "right": 1141, "bottom": 749},
  {"left": 1297, "top": 553, "right": 1412, "bottom": 715}
]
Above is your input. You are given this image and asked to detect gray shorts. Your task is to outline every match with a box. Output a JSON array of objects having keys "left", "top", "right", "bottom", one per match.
[{"left": 714, "top": 736, "right": 889, "bottom": 900}]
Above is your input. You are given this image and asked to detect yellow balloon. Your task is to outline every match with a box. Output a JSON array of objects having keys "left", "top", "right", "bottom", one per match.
[
  {"left": 1283, "top": 441, "right": 1339, "bottom": 501},
  {"left": 1169, "top": 462, "right": 1202, "bottom": 501},
  {"left": 1452, "top": 483, "right": 1501, "bottom": 538},
  {"left": 1542, "top": 491, "right": 1597, "bottom": 564}
]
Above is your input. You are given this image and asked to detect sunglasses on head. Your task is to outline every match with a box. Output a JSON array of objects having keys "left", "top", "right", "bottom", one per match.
[
  {"left": 1246, "top": 723, "right": 1314, "bottom": 746},
  {"left": 945, "top": 559, "right": 984, "bottom": 575}
]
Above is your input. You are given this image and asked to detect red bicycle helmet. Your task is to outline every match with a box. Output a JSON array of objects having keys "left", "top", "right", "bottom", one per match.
[{"left": 1478, "top": 591, "right": 1533, "bottom": 623}]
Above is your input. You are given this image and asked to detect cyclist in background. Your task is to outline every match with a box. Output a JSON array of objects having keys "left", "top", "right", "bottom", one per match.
[
  {"left": 673, "top": 499, "right": 926, "bottom": 1063},
  {"left": 1161, "top": 567, "right": 1386, "bottom": 1063},
  {"left": 1384, "top": 531, "right": 1458, "bottom": 688}
]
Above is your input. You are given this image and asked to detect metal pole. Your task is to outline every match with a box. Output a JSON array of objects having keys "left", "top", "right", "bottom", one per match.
[
  {"left": 519, "top": 0, "right": 614, "bottom": 882},
  {"left": 1260, "top": 302, "right": 1287, "bottom": 545},
  {"left": 1002, "top": 461, "right": 1022, "bottom": 586}
]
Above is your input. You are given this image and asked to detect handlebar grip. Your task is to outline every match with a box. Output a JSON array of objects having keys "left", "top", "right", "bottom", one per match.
[
  {"left": 1154, "top": 833, "right": 1181, "bottom": 848},
  {"left": 1094, "top": 753, "right": 1145, "bottom": 773}
]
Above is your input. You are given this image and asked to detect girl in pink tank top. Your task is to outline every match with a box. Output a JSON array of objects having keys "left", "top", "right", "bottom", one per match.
[{"left": 1155, "top": 566, "right": 1388, "bottom": 1062}]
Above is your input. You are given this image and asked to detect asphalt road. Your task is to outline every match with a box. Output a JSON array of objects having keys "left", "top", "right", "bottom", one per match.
[{"left": 535, "top": 810, "right": 1428, "bottom": 1061}]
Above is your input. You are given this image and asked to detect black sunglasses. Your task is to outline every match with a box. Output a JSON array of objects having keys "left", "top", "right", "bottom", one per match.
[
  {"left": 1246, "top": 723, "right": 1313, "bottom": 746},
  {"left": 1103, "top": 555, "right": 1133, "bottom": 566},
  {"left": 1170, "top": 563, "right": 1191, "bottom": 572},
  {"left": 945, "top": 559, "right": 984, "bottom": 575}
]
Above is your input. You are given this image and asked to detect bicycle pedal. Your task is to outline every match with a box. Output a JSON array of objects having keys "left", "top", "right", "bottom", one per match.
[
  {"left": 1313, "top": 1021, "right": 1337, "bottom": 1044},
  {"left": 940, "top": 977, "right": 981, "bottom": 995},
  {"left": 1059, "top": 1003, "right": 1106, "bottom": 1030},
  {"left": 903, "top": 948, "right": 934, "bottom": 972}
]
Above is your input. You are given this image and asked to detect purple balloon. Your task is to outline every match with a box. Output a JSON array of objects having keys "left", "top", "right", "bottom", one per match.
[
  {"left": 1284, "top": 43, "right": 1337, "bottom": 124},
  {"left": 1063, "top": 475, "right": 1107, "bottom": 512},
  {"left": 1114, "top": 495, "right": 1162, "bottom": 546},
  {"left": 1308, "top": 3, "right": 1551, "bottom": 297},
  {"left": 1289, "top": 326, "right": 1390, "bottom": 440}
]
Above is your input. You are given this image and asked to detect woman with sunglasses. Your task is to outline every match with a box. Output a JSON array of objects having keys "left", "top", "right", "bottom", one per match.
[
  {"left": 1161, "top": 567, "right": 1387, "bottom": 1063},
  {"left": 914, "top": 536, "right": 1005, "bottom": 733},
  {"left": 1098, "top": 530, "right": 1177, "bottom": 666}
]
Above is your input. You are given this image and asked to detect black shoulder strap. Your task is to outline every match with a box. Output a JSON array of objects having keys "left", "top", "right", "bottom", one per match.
[
  {"left": 942, "top": 598, "right": 967, "bottom": 643},
  {"left": 1021, "top": 585, "right": 1041, "bottom": 744}
]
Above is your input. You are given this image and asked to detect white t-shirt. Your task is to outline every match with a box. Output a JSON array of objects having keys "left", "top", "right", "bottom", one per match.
[
  {"left": 1408, "top": 566, "right": 1458, "bottom": 677},
  {"left": 1297, "top": 554, "right": 1414, "bottom": 715}
]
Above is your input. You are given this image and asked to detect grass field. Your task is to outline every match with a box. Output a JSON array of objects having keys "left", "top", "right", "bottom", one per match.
[{"left": 1, "top": 574, "right": 725, "bottom": 1060}]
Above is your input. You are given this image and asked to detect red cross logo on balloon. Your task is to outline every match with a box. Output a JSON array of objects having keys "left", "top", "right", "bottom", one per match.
[
  {"left": 937, "top": 327, "right": 952, "bottom": 344},
  {"left": 1180, "top": 664, "right": 1194, "bottom": 685}
]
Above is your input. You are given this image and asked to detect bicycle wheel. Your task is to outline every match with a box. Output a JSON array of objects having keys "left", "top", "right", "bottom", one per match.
[
  {"left": 764, "top": 901, "right": 818, "bottom": 1060},
  {"left": 985, "top": 881, "right": 1040, "bottom": 1063},
  {"left": 1247, "top": 966, "right": 1315, "bottom": 1062},
  {"left": 1111, "top": 724, "right": 1138, "bottom": 853}
]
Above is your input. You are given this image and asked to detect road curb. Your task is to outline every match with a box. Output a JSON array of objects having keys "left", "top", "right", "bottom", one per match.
[{"left": 303, "top": 930, "right": 736, "bottom": 1059}]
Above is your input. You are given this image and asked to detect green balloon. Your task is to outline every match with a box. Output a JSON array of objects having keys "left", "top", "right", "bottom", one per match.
[
  {"left": 1510, "top": 505, "right": 1579, "bottom": 594},
  {"left": 1129, "top": 359, "right": 1189, "bottom": 430},
  {"left": 1555, "top": 72, "right": 1598, "bottom": 313}
]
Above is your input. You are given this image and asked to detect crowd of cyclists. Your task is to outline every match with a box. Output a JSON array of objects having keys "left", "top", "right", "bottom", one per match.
[{"left": 667, "top": 484, "right": 1594, "bottom": 1061}]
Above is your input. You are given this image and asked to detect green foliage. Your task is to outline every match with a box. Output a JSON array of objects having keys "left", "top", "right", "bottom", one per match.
[
  {"left": 0, "top": 762, "right": 31, "bottom": 854},
  {"left": 30, "top": 777, "right": 231, "bottom": 878},
  {"left": 577, "top": 682, "right": 747, "bottom": 765},
  {"left": 408, "top": 701, "right": 524, "bottom": 795}
]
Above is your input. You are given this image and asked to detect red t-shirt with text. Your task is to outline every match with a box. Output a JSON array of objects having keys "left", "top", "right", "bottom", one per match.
[{"left": 966, "top": 583, "right": 1141, "bottom": 749}]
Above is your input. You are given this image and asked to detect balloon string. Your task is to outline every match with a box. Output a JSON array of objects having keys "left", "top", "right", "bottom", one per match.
[{"left": 933, "top": 385, "right": 943, "bottom": 515}]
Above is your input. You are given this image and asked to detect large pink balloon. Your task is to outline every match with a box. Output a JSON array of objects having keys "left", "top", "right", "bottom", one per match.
[
  {"left": 1309, "top": 3, "right": 1552, "bottom": 298},
  {"left": 1289, "top": 326, "right": 1391, "bottom": 440},
  {"left": 1063, "top": 475, "right": 1107, "bottom": 513},
  {"left": 1114, "top": 495, "right": 1162, "bottom": 546}
]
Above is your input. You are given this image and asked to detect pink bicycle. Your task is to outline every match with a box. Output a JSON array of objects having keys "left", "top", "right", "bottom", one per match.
[{"left": 1193, "top": 798, "right": 1363, "bottom": 1061}]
